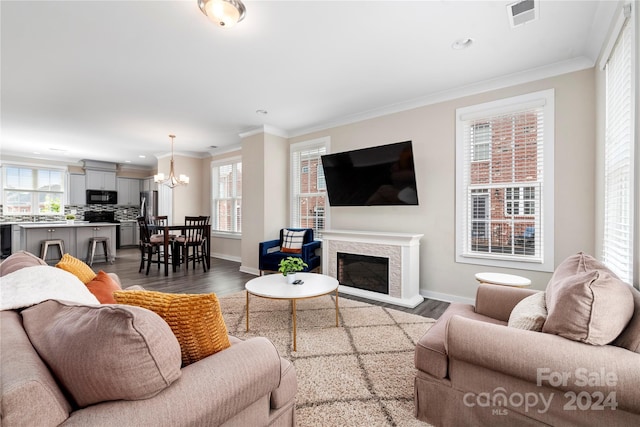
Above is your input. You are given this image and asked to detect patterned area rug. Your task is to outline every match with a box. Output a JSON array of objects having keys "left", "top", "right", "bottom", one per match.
[{"left": 218, "top": 292, "right": 436, "bottom": 426}]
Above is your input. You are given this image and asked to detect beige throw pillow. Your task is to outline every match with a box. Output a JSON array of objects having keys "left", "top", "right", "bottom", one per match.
[
  {"left": 508, "top": 292, "right": 547, "bottom": 331},
  {"left": 542, "top": 252, "right": 634, "bottom": 345},
  {"left": 21, "top": 300, "right": 182, "bottom": 408}
]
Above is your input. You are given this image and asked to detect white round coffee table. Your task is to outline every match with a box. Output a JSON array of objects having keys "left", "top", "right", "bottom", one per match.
[
  {"left": 475, "top": 272, "right": 531, "bottom": 288},
  {"left": 245, "top": 272, "right": 339, "bottom": 351}
]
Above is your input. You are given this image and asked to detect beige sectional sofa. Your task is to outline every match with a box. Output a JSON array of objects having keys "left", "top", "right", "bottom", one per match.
[
  {"left": 415, "top": 253, "right": 640, "bottom": 426},
  {"left": 1, "top": 252, "right": 297, "bottom": 427}
]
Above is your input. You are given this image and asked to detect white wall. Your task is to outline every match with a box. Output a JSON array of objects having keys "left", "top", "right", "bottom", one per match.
[{"left": 290, "top": 69, "right": 597, "bottom": 301}]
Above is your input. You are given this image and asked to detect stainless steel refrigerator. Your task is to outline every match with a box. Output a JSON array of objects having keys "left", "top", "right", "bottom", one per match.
[{"left": 140, "top": 191, "right": 158, "bottom": 222}]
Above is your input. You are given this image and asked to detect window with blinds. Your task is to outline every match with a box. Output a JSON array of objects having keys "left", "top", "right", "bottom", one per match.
[
  {"left": 603, "top": 11, "right": 634, "bottom": 284},
  {"left": 2, "top": 165, "right": 65, "bottom": 215},
  {"left": 456, "top": 90, "right": 554, "bottom": 270},
  {"left": 290, "top": 137, "right": 329, "bottom": 238},
  {"left": 211, "top": 158, "right": 242, "bottom": 233}
]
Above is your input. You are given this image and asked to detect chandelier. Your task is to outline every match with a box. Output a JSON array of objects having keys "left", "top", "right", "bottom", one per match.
[
  {"left": 154, "top": 135, "right": 190, "bottom": 188},
  {"left": 197, "top": 0, "right": 246, "bottom": 28}
]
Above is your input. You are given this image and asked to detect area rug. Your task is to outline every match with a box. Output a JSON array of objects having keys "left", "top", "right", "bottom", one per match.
[{"left": 218, "top": 292, "right": 436, "bottom": 426}]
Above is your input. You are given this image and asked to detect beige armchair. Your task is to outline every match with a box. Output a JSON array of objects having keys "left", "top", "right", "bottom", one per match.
[{"left": 415, "top": 266, "right": 640, "bottom": 426}]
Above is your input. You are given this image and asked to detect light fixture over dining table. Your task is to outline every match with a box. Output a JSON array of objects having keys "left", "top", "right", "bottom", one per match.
[
  {"left": 154, "top": 134, "right": 190, "bottom": 188},
  {"left": 197, "top": 0, "right": 246, "bottom": 28}
]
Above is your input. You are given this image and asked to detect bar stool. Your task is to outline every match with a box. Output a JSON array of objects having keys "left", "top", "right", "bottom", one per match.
[
  {"left": 87, "top": 237, "right": 113, "bottom": 266},
  {"left": 40, "top": 239, "right": 65, "bottom": 262}
]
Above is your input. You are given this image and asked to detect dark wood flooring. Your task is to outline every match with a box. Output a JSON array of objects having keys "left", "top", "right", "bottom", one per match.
[{"left": 100, "top": 248, "right": 449, "bottom": 319}]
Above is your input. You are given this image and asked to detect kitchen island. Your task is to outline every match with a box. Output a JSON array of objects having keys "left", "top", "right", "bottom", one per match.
[{"left": 19, "top": 222, "right": 117, "bottom": 264}]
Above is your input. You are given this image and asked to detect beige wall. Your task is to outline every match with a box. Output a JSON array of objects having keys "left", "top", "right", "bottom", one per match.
[
  {"left": 240, "top": 131, "right": 288, "bottom": 274},
  {"left": 290, "top": 69, "right": 597, "bottom": 301},
  {"left": 157, "top": 154, "right": 204, "bottom": 221}
]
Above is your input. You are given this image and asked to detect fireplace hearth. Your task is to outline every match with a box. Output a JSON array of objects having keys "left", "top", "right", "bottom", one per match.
[{"left": 337, "top": 252, "right": 389, "bottom": 294}]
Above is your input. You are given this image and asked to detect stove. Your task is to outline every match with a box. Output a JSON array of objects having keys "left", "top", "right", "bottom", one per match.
[
  {"left": 84, "top": 211, "right": 121, "bottom": 248},
  {"left": 84, "top": 211, "right": 119, "bottom": 223}
]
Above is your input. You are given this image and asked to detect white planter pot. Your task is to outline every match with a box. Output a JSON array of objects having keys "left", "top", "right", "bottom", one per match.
[{"left": 286, "top": 273, "right": 297, "bottom": 284}]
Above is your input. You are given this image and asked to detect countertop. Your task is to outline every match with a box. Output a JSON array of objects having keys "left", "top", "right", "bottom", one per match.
[{"left": 18, "top": 222, "right": 118, "bottom": 229}]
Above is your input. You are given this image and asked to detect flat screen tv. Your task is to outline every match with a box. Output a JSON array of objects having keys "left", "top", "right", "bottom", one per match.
[{"left": 320, "top": 141, "right": 419, "bottom": 206}]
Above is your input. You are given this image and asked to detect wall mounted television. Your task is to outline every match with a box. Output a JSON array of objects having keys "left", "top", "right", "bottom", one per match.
[{"left": 320, "top": 140, "right": 419, "bottom": 206}]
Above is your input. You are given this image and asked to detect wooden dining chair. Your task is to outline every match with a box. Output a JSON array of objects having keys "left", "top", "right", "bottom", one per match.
[
  {"left": 136, "top": 216, "right": 164, "bottom": 275},
  {"left": 151, "top": 215, "right": 173, "bottom": 262},
  {"left": 174, "top": 216, "right": 208, "bottom": 272}
]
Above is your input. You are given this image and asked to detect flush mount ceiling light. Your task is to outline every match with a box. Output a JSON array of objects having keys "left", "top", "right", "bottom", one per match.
[
  {"left": 198, "top": 0, "right": 246, "bottom": 28},
  {"left": 154, "top": 135, "right": 190, "bottom": 188},
  {"left": 452, "top": 38, "right": 474, "bottom": 50}
]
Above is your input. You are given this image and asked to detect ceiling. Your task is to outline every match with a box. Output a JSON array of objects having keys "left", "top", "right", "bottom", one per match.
[{"left": 0, "top": 0, "right": 616, "bottom": 168}]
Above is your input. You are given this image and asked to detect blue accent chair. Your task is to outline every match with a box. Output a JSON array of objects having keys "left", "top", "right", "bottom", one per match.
[{"left": 259, "top": 228, "right": 321, "bottom": 275}]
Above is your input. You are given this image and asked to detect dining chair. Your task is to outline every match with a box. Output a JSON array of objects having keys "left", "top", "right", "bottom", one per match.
[
  {"left": 174, "top": 216, "right": 208, "bottom": 272},
  {"left": 136, "top": 216, "right": 164, "bottom": 275}
]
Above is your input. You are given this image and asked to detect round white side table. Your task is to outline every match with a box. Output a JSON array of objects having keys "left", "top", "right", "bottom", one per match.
[{"left": 475, "top": 272, "right": 531, "bottom": 288}]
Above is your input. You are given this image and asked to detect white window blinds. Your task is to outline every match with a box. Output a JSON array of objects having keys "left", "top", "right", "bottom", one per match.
[
  {"left": 290, "top": 138, "right": 328, "bottom": 238},
  {"left": 603, "top": 15, "right": 634, "bottom": 284},
  {"left": 456, "top": 90, "right": 554, "bottom": 270},
  {"left": 211, "top": 159, "right": 242, "bottom": 233}
]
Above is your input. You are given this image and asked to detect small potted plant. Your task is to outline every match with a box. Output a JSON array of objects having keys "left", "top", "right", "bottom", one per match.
[
  {"left": 278, "top": 256, "right": 308, "bottom": 284},
  {"left": 65, "top": 213, "right": 76, "bottom": 224}
]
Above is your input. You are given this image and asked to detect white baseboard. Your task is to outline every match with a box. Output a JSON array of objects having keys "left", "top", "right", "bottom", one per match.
[
  {"left": 240, "top": 265, "right": 260, "bottom": 276},
  {"left": 420, "top": 290, "right": 475, "bottom": 305},
  {"left": 211, "top": 252, "right": 241, "bottom": 263}
]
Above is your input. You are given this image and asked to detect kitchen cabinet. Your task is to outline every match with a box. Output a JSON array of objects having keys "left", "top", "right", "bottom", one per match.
[
  {"left": 69, "top": 173, "right": 86, "bottom": 205},
  {"left": 20, "top": 226, "right": 73, "bottom": 264},
  {"left": 86, "top": 170, "right": 116, "bottom": 191},
  {"left": 18, "top": 223, "right": 117, "bottom": 263},
  {"left": 12, "top": 225, "right": 21, "bottom": 254},
  {"left": 117, "top": 178, "right": 141, "bottom": 206},
  {"left": 120, "top": 221, "right": 136, "bottom": 247},
  {"left": 142, "top": 178, "right": 156, "bottom": 192},
  {"left": 76, "top": 225, "right": 117, "bottom": 262}
]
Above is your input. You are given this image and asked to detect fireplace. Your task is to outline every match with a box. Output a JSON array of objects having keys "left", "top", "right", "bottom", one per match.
[
  {"left": 337, "top": 252, "right": 389, "bottom": 294},
  {"left": 322, "top": 230, "right": 424, "bottom": 308}
]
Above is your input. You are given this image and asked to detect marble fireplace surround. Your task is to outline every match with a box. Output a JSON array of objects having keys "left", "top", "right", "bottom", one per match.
[{"left": 322, "top": 230, "right": 424, "bottom": 308}]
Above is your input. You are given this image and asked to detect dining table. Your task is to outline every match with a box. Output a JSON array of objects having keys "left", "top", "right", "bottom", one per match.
[{"left": 154, "top": 224, "right": 211, "bottom": 276}]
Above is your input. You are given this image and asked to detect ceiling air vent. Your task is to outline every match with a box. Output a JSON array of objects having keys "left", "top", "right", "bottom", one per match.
[{"left": 507, "top": 0, "right": 538, "bottom": 28}]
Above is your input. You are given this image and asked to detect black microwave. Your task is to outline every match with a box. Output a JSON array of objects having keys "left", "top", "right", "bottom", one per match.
[{"left": 86, "top": 190, "right": 118, "bottom": 205}]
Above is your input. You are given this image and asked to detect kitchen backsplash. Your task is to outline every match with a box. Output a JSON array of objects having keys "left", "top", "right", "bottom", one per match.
[{"left": 0, "top": 204, "right": 141, "bottom": 223}]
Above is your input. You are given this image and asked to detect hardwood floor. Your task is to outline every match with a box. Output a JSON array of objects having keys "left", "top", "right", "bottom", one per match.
[{"left": 100, "top": 248, "right": 450, "bottom": 319}]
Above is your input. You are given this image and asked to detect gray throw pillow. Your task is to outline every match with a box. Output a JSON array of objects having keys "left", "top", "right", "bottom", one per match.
[
  {"left": 542, "top": 252, "right": 634, "bottom": 345},
  {"left": 22, "top": 300, "right": 182, "bottom": 408}
]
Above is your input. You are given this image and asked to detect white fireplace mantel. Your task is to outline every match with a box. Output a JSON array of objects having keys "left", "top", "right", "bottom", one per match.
[{"left": 321, "top": 230, "right": 424, "bottom": 308}]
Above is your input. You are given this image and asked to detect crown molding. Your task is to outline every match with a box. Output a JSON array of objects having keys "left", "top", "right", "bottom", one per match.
[{"left": 288, "top": 56, "right": 594, "bottom": 138}]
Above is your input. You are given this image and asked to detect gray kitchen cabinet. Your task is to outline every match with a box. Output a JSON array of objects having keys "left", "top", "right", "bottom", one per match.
[
  {"left": 120, "top": 222, "right": 136, "bottom": 247},
  {"left": 86, "top": 170, "right": 116, "bottom": 191},
  {"left": 69, "top": 173, "right": 86, "bottom": 205},
  {"left": 117, "top": 178, "right": 141, "bottom": 206}
]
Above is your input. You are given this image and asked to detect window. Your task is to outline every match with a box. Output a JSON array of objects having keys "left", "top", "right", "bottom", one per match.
[
  {"left": 456, "top": 90, "right": 554, "bottom": 271},
  {"left": 211, "top": 158, "right": 242, "bottom": 234},
  {"left": 505, "top": 186, "right": 536, "bottom": 216},
  {"left": 2, "top": 165, "right": 65, "bottom": 215},
  {"left": 291, "top": 137, "right": 329, "bottom": 237},
  {"left": 472, "top": 123, "right": 492, "bottom": 161},
  {"left": 602, "top": 6, "right": 635, "bottom": 284}
]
